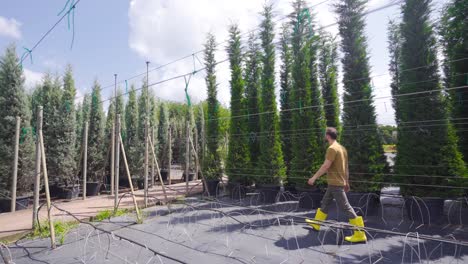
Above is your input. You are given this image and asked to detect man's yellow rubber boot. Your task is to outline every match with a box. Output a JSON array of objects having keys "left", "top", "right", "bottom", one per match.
[
  {"left": 305, "top": 208, "right": 327, "bottom": 231},
  {"left": 345, "top": 216, "right": 367, "bottom": 243}
]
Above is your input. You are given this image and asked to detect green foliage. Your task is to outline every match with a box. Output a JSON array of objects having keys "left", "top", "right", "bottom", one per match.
[
  {"left": 319, "top": 31, "right": 340, "bottom": 130},
  {"left": 57, "top": 65, "right": 77, "bottom": 185},
  {"left": 226, "top": 24, "right": 251, "bottom": 185},
  {"left": 204, "top": 33, "right": 222, "bottom": 180},
  {"left": 87, "top": 80, "right": 105, "bottom": 182},
  {"left": 396, "top": 0, "right": 466, "bottom": 197},
  {"left": 0, "top": 44, "right": 34, "bottom": 195},
  {"left": 289, "top": 1, "right": 325, "bottom": 188},
  {"left": 31, "top": 220, "right": 78, "bottom": 245},
  {"left": 279, "top": 24, "right": 293, "bottom": 181},
  {"left": 387, "top": 20, "right": 402, "bottom": 123},
  {"left": 195, "top": 104, "right": 206, "bottom": 167},
  {"left": 157, "top": 102, "right": 170, "bottom": 169},
  {"left": 39, "top": 74, "right": 64, "bottom": 184},
  {"left": 245, "top": 33, "right": 262, "bottom": 172},
  {"left": 93, "top": 208, "right": 128, "bottom": 222},
  {"left": 336, "top": 0, "right": 386, "bottom": 192},
  {"left": 125, "top": 85, "right": 140, "bottom": 176},
  {"left": 379, "top": 125, "right": 397, "bottom": 145},
  {"left": 258, "top": 4, "right": 286, "bottom": 185},
  {"left": 440, "top": 0, "right": 468, "bottom": 164}
]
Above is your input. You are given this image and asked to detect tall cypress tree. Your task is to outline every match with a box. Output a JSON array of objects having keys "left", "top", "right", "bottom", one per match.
[
  {"left": 319, "top": 32, "right": 340, "bottom": 129},
  {"left": 41, "top": 74, "right": 63, "bottom": 183},
  {"left": 157, "top": 102, "right": 170, "bottom": 170},
  {"left": 245, "top": 33, "right": 262, "bottom": 173},
  {"left": 387, "top": 20, "right": 402, "bottom": 124},
  {"left": 204, "top": 33, "right": 222, "bottom": 180},
  {"left": 57, "top": 65, "right": 77, "bottom": 185},
  {"left": 440, "top": 0, "right": 468, "bottom": 164},
  {"left": 396, "top": 0, "right": 465, "bottom": 197},
  {"left": 289, "top": 1, "right": 324, "bottom": 188},
  {"left": 336, "top": 0, "right": 386, "bottom": 192},
  {"left": 195, "top": 104, "right": 205, "bottom": 168},
  {"left": 137, "top": 81, "right": 150, "bottom": 176},
  {"left": 104, "top": 89, "right": 124, "bottom": 178},
  {"left": 279, "top": 24, "right": 293, "bottom": 180},
  {"left": 0, "top": 45, "right": 34, "bottom": 195},
  {"left": 226, "top": 24, "right": 251, "bottom": 185},
  {"left": 125, "top": 85, "right": 140, "bottom": 176},
  {"left": 258, "top": 4, "right": 286, "bottom": 184},
  {"left": 87, "top": 80, "right": 105, "bottom": 182}
]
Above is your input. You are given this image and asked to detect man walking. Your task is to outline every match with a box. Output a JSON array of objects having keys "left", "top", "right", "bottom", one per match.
[{"left": 305, "top": 127, "right": 367, "bottom": 243}]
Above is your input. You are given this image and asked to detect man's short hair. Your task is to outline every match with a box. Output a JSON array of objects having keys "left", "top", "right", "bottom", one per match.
[{"left": 326, "top": 127, "right": 338, "bottom": 140}]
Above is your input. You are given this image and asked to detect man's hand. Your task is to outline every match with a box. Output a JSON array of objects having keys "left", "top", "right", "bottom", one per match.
[
  {"left": 344, "top": 183, "right": 350, "bottom": 192},
  {"left": 308, "top": 177, "right": 316, "bottom": 186}
]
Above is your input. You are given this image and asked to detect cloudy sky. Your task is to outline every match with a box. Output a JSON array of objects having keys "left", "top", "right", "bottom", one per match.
[{"left": 0, "top": 0, "right": 450, "bottom": 125}]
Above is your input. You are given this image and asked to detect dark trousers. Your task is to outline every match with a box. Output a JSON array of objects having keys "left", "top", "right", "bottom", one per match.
[{"left": 320, "top": 185, "right": 358, "bottom": 219}]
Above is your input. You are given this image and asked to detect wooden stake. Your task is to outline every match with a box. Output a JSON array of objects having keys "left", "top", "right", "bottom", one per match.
[
  {"left": 32, "top": 107, "right": 42, "bottom": 228},
  {"left": 114, "top": 115, "right": 121, "bottom": 213},
  {"left": 119, "top": 133, "right": 142, "bottom": 222},
  {"left": 148, "top": 135, "right": 171, "bottom": 211},
  {"left": 82, "top": 122, "right": 88, "bottom": 200},
  {"left": 10, "top": 116, "right": 20, "bottom": 212},
  {"left": 185, "top": 121, "right": 190, "bottom": 194},
  {"left": 189, "top": 136, "right": 210, "bottom": 196},
  {"left": 39, "top": 127, "right": 56, "bottom": 248}
]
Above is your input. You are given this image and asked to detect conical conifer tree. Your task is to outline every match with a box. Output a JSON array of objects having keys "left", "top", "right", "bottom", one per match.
[
  {"left": 245, "top": 33, "right": 262, "bottom": 173},
  {"left": 226, "top": 24, "right": 251, "bottom": 185},
  {"left": 336, "top": 0, "right": 386, "bottom": 192},
  {"left": 0, "top": 45, "right": 34, "bottom": 195},
  {"left": 204, "top": 33, "right": 222, "bottom": 180},
  {"left": 258, "top": 4, "right": 286, "bottom": 184},
  {"left": 87, "top": 80, "right": 105, "bottom": 182},
  {"left": 440, "top": 0, "right": 468, "bottom": 164},
  {"left": 125, "top": 85, "right": 140, "bottom": 176},
  {"left": 57, "top": 65, "right": 77, "bottom": 184},
  {"left": 396, "top": 0, "right": 465, "bottom": 197}
]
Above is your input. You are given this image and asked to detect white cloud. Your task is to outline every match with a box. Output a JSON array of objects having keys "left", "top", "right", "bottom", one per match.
[
  {"left": 23, "top": 68, "right": 43, "bottom": 90},
  {"left": 128, "top": 0, "right": 401, "bottom": 124},
  {"left": 0, "top": 16, "right": 21, "bottom": 39}
]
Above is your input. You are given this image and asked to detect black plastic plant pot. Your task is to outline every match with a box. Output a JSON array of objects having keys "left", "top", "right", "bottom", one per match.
[
  {"left": 86, "top": 182, "right": 101, "bottom": 196},
  {"left": 279, "top": 185, "right": 298, "bottom": 202},
  {"left": 0, "top": 196, "right": 30, "bottom": 213},
  {"left": 204, "top": 180, "right": 220, "bottom": 197},
  {"left": 137, "top": 179, "right": 145, "bottom": 190},
  {"left": 182, "top": 172, "right": 196, "bottom": 182},
  {"left": 159, "top": 169, "right": 169, "bottom": 182},
  {"left": 256, "top": 184, "right": 280, "bottom": 204},
  {"left": 297, "top": 187, "right": 323, "bottom": 209},
  {"left": 228, "top": 182, "right": 247, "bottom": 200},
  {"left": 347, "top": 192, "right": 380, "bottom": 216},
  {"left": 446, "top": 198, "right": 468, "bottom": 225},
  {"left": 405, "top": 197, "right": 445, "bottom": 225},
  {"left": 49, "top": 184, "right": 63, "bottom": 198},
  {"left": 58, "top": 186, "right": 80, "bottom": 200}
]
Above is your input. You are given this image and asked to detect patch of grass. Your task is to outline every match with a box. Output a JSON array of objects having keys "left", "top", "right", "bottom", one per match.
[
  {"left": 93, "top": 208, "right": 129, "bottom": 222},
  {"left": 383, "top": 144, "right": 397, "bottom": 153},
  {"left": 30, "top": 221, "right": 78, "bottom": 245}
]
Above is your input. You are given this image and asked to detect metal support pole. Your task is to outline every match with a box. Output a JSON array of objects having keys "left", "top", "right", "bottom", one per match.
[
  {"left": 114, "top": 115, "right": 121, "bottom": 213},
  {"left": 32, "top": 107, "right": 42, "bottom": 228},
  {"left": 82, "top": 122, "right": 88, "bottom": 200},
  {"left": 10, "top": 116, "right": 20, "bottom": 212},
  {"left": 194, "top": 127, "right": 198, "bottom": 180},
  {"left": 144, "top": 61, "right": 150, "bottom": 208}
]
